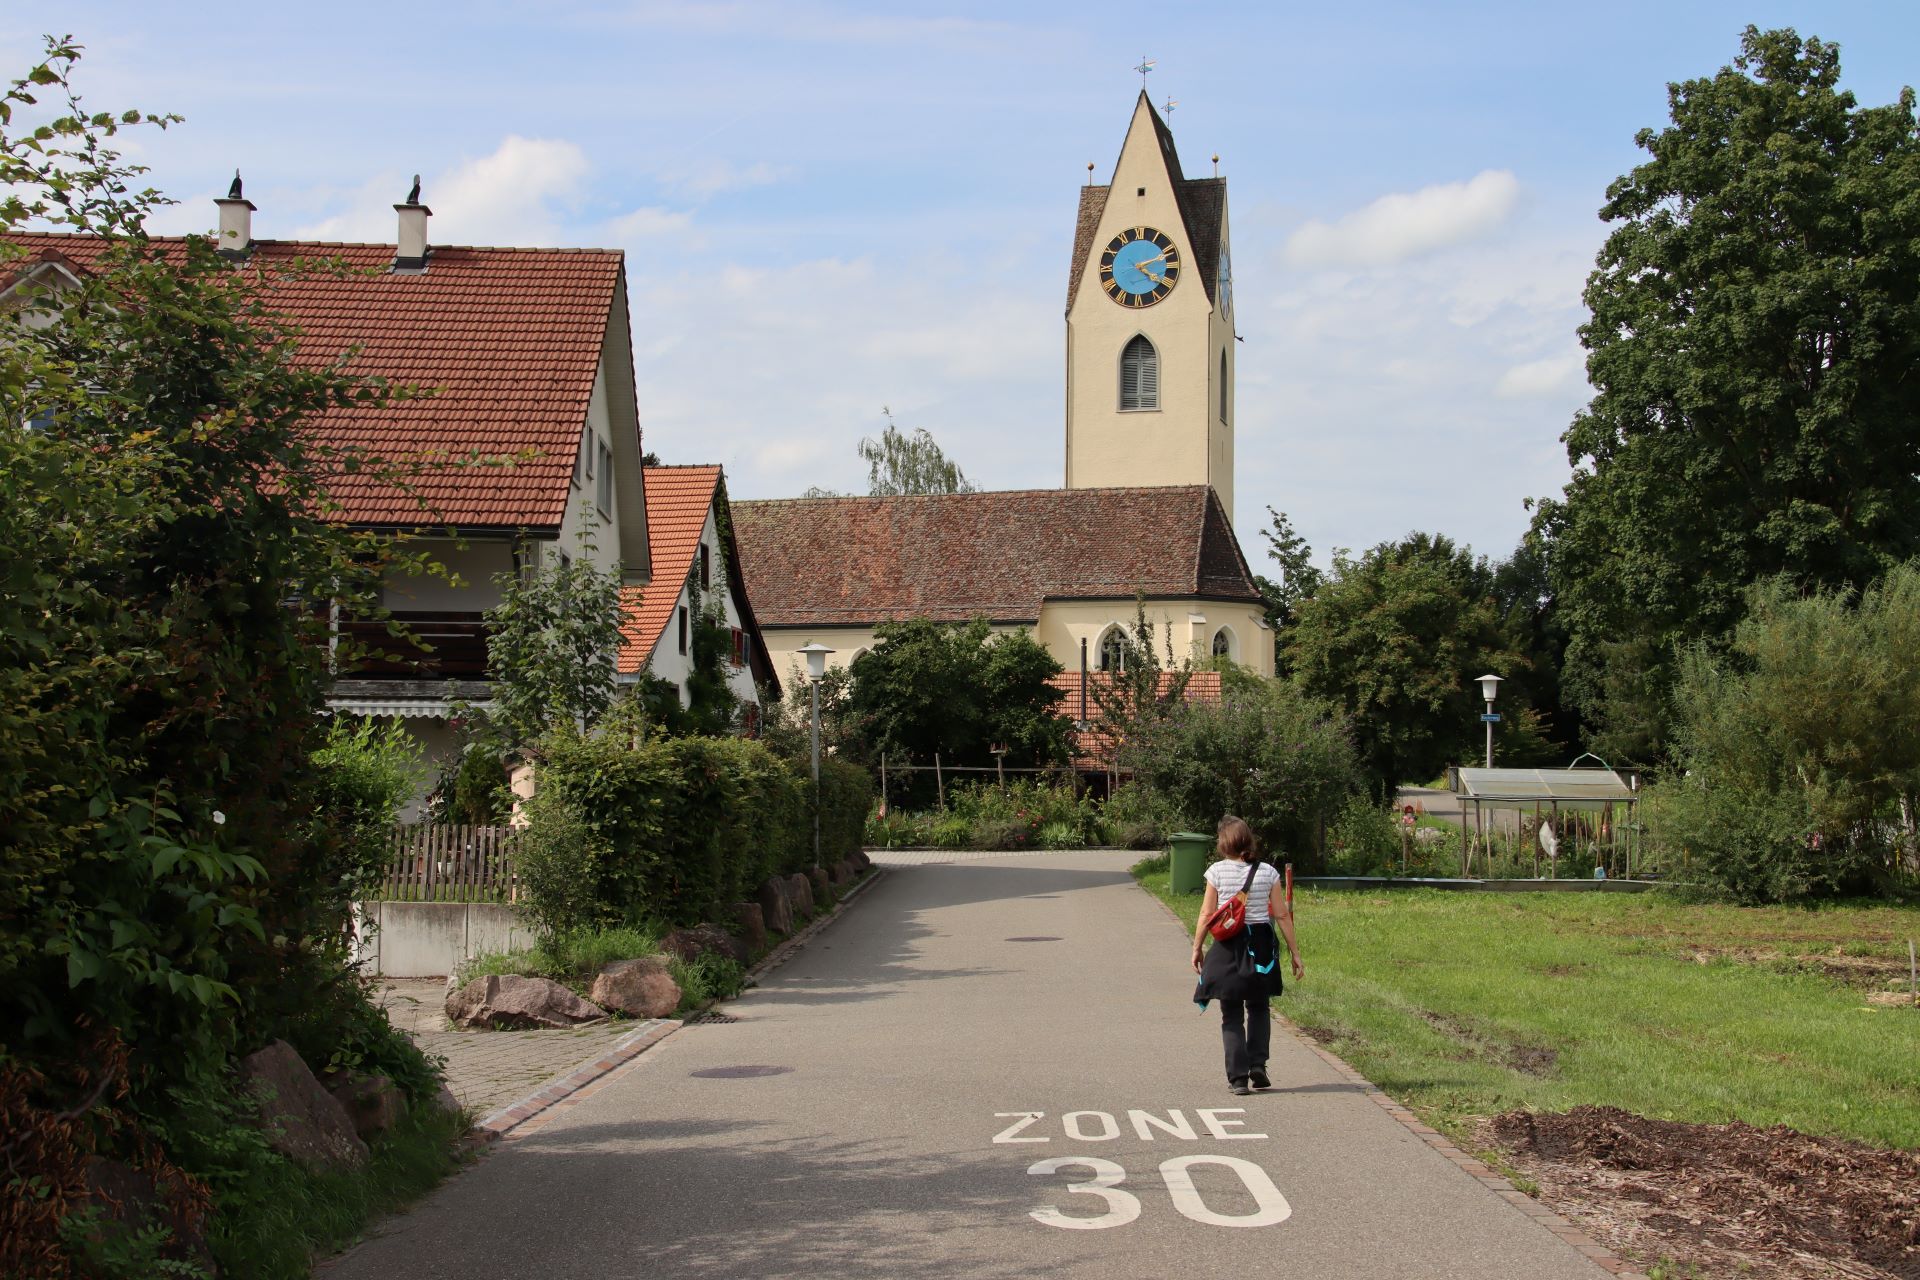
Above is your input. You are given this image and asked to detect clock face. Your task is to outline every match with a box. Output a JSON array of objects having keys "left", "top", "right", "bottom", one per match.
[{"left": 1100, "top": 226, "right": 1180, "bottom": 308}]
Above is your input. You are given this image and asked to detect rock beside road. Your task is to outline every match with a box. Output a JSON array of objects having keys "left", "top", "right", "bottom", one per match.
[
  {"left": 758, "top": 876, "right": 794, "bottom": 936},
  {"left": 588, "top": 957, "right": 682, "bottom": 1019},
  {"left": 662, "top": 924, "right": 746, "bottom": 966},
  {"left": 809, "top": 865, "right": 832, "bottom": 903},
  {"left": 239, "top": 1039, "right": 370, "bottom": 1170},
  {"left": 327, "top": 1072, "right": 408, "bottom": 1142},
  {"left": 446, "top": 974, "right": 607, "bottom": 1030},
  {"left": 732, "top": 901, "right": 768, "bottom": 955},
  {"left": 785, "top": 872, "right": 815, "bottom": 920}
]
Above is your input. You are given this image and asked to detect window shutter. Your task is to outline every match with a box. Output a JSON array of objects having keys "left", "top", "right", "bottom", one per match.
[{"left": 1120, "top": 335, "right": 1158, "bottom": 411}]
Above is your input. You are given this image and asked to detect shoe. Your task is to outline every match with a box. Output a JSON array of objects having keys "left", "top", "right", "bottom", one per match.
[
  {"left": 1229, "top": 1081, "right": 1252, "bottom": 1096},
  {"left": 1249, "top": 1066, "right": 1271, "bottom": 1090}
]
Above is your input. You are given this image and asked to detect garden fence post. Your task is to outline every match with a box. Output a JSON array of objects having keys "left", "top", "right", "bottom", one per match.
[{"left": 935, "top": 752, "right": 945, "bottom": 809}]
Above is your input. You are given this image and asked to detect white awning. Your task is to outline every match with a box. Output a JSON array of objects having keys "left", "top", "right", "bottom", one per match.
[{"left": 324, "top": 695, "right": 492, "bottom": 719}]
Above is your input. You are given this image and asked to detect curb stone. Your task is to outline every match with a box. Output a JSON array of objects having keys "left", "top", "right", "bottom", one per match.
[
  {"left": 472, "top": 866, "right": 887, "bottom": 1143},
  {"left": 1137, "top": 882, "right": 1647, "bottom": 1280}
]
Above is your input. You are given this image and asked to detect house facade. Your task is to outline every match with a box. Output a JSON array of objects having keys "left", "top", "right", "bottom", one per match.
[{"left": 618, "top": 464, "right": 779, "bottom": 716}]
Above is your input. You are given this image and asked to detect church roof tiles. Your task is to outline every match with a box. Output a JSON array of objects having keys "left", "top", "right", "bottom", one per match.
[{"left": 731, "top": 485, "right": 1262, "bottom": 629}]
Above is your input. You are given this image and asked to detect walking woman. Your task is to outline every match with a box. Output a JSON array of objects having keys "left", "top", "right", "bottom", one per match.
[{"left": 1192, "top": 816, "right": 1304, "bottom": 1095}]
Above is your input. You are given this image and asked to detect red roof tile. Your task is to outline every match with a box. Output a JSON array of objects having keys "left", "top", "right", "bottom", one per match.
[
  {"left": 732, "top": 486, "right": 1262, "bottom": 628},
  {"left": 1049, "top": 670, "right": 1224, "bottom": 768},
  {"left": 619, "top": 465, "right": 721, "bottom": 672},
  {"left": 5, "top": 233, "right": 626, "bottom": 529}
]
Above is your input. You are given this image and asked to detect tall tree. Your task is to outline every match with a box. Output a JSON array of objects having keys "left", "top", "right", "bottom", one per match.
[
  {"left": 1252, "top": 506, "right": 1324, "bottom": 675},
  {"left": 1538, "top": 27, "right": 1920, "bottom": 761},
  {"left": 1288, "top": 534, "right": 1533, "bottom": 791},
  {"left": 858, "top": 407, "right": 976, "bottom": 496}
]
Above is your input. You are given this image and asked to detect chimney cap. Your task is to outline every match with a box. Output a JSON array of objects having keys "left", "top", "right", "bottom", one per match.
[
  {"left": 216, "top": 167, "right": 256, "bottom": 212},
  {"left": 404, "top": 173, "right": 421, "bottom": 206}
]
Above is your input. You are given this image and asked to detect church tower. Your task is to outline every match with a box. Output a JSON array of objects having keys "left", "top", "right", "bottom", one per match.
[{"left": 1065, "top": 93, "right": 1236, "bottom": 522}]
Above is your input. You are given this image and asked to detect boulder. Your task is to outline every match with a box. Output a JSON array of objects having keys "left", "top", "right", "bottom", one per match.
[
  {"left": 432, "top": 1081, "right": 464, "bottom": 1118},
  {"left": 830, "top": 859, "right": 854, "bottom": 886},
  {"left": 732, "top": 901, "right": 768, "bottom": 956},
  {"left": 83, "top": 1157, "right": 214, "bottom": 1274},
  {"left": 757, "top": 876, "right": 794, "bottom": 937},
  {"left": 661, "top": 924, "right": 746, "bottom": 966},
  {"left": 588, "top": 956, "right": 682, "bottom": 1019},
  {"left": 239, "top": 1039, "right": 369, "bottom": 1170},
  {"left": 850, "top": 848, "right": 873, "bottom": 872},
  {"left": 809, "top": 865, "right": 832, "bottom": 903},
  {"left": 445, "top": 974, "right": 607, "bottom": 1030},
  {"left": 785, "top": 872, "right": 815, "bottom": 920},
  {"left": 327, "top": 1072, "right": 408, "bottom": 1142}
]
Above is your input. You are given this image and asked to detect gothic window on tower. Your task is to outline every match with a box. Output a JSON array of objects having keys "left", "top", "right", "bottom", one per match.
[
  {"left": 1212, "top": 627, "right": 1233, "bottom": 660},
  {"left": 1097, "top": 626, "right": 1128, "bottom": 673},
  {"left": 1119, "top": 335, "right": 1159, "bottom": 411}
]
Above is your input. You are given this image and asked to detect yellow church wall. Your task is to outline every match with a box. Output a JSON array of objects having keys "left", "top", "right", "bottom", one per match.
[{"left": 760, "top": 595, "right": 1273, "bottom": 697}]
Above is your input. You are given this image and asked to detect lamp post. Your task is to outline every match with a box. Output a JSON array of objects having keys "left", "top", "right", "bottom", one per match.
[
  {"left": 1475, "top": 673, "right": 1503, "bottom": 768},
  {"left": 797, "top": 643, "right": 835, "bottom": 868}
]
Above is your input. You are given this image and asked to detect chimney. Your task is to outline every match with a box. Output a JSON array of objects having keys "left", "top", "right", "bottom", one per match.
[
  {"left": 214, "top": 169, "right": 254, "bottom": 258},
  {"left": 393, "top": 173, "right": 430, "bottom": 273}
]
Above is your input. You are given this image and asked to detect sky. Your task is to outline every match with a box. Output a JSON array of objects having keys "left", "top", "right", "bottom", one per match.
[{"left": 12, "top": 2, "right": 1919, "bottom": 569}]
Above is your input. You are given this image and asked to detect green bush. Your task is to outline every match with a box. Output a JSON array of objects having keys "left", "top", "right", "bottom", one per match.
[
  {"left": 1130, "top": 671, "right": 1362, "bottom": 869},
  {"left": 931, "top": 815, "right": 972, "bottom": 848},
  {"left": 971, "top": 817, "right": 1035, "bottom": 851},
  {"left": 1646, "top": 567, "right": 1920, "bottom": 902},
  {"left": 519, "top": 716, "right": 871, "bottom": 931},
  {"left": 865, "top": 808, "right": 933, "bottom": 847},
  {"left": 1038, "top": 820, "right": 1084, "bottom": 850},
  {"left": 1325, "top": 797, "right": 1401, "bottom": 875},
  {"left": 1099, "top": 783, "right": 1178, "bottom": 849},
  {"left": 672, "top": 952, "right": 747, "bottom": 1007}
]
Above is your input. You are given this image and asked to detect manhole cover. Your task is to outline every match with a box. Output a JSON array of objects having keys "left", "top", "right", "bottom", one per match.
[
  {"left": 690, "top": 1064, "right": 792, "bottom": 1079},
  {"left": 1005, "top": 936, "right": 1063, "bottom": 943},
  {"left": 685, "top": 1011, "right": 739, "bottom": 1025}
]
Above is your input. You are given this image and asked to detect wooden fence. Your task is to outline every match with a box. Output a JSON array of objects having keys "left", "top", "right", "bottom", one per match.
[{"left": 378, "top": 824, "right": 520, "bottom": 902}]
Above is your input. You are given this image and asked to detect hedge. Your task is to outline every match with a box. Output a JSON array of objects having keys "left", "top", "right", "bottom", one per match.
[{"left": 517, "top": 730, "right": 872, "bottom": 933}]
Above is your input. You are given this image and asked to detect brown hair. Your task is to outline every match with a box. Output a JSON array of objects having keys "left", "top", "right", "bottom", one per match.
[{"left": 1216, "top": 815, "right": 1258, "bottom": 863}]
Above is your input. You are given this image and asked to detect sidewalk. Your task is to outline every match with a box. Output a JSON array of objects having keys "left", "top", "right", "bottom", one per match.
[{"left": 376, "top": 979, "right": 642, "bottom": 1119}]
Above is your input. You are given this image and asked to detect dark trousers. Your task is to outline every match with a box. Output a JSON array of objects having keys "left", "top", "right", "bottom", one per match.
[{"left": 1220, "top": 996, "right": 1270, "bottom": 1083}]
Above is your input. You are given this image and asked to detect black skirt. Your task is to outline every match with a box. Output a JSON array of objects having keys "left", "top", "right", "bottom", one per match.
[{"left": 1193, "top": 922, "right": 1285, "bottom": 1006}]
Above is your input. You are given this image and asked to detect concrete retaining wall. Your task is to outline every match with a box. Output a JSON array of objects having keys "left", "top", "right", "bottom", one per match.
[{"left": 354, "top": 901, "right": 532, "bottom": 977}]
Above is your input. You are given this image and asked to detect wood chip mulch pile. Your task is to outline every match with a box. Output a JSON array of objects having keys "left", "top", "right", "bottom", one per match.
[{"left": 1489, "top": 1106, "right": 1920, "bottom": 1279}]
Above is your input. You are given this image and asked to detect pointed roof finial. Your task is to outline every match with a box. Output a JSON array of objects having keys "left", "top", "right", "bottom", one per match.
[
  {"left": 227, "top": 169, "right": 243, "bottom": 201},
  {"left": 405, "top": 173, "right": 422, "bottom": 206},
  {"left": 1134, "top": 56, "right": 1155, "bottom": 89},
  {"left": 1212, "top": 153, "right": 1220, "bottom": 177},
  {"left": 1086, "top": 161, "right": 1095, "bottom": 187},
  {"left": 1163, "top": 97, "right": 1178, "bottom": 117}
]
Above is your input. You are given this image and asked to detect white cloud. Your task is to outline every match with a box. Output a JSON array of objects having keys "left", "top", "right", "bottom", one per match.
[
  {"left": 1283, "top": 170, "right": 1522, "bottom": 269},
  {"left": 290, "top": 136, "right": 589, "bottom": 246},
  {"left": 659, "top": 159, "right": 790, "bottom": 198},
  {"left": 1495, "top": 352, "right": 1586, "bottom": 400}
]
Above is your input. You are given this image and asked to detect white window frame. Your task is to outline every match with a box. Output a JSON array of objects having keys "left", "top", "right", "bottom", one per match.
[
  {"left": 595, "top": 438, "right": 613, "bottom": 518},
  {"left": 1096, "top": 625, "right": 1128, "bottom": 673},
  {"left": 1119, "top": 334, "right": 1160, "bottom": 412}
]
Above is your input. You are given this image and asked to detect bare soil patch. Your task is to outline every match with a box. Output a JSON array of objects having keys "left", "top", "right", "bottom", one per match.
[{"left": 1489, "top": 1105, "right": 1920, "bottom": 1279}]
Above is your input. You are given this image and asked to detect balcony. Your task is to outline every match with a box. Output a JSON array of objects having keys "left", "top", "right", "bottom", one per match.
[{"left": 336, "top": 611, "right": 495, "bottom": 680}]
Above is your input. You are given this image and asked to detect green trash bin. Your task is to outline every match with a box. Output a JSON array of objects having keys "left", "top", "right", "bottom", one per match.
[{"left": 1168, "top": 831, "right": 1212, "bottom": 895}]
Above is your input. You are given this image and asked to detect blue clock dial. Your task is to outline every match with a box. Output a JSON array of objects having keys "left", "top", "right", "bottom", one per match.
[{"left": 1099, "top": 226, "right": 1180, "bottom": 308}]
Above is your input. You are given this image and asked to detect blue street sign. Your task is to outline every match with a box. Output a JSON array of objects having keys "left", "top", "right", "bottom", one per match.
[{"left": 1480, "top": 713, "right": 1502, "bottom": 722}]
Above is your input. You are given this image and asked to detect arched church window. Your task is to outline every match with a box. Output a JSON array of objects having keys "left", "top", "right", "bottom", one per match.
[
  {"left": 1119, "top": 335, "right": 1159, "bottom": 411},
  {"left": 1219, "top": 349, "right": 1228, "bottom": 422},
  {"left": 1212, "top": 627, "right": 1233, "bottom": 660},
  {"left": 1097, "top": 627, "right": 1128, "bottom": 673}
]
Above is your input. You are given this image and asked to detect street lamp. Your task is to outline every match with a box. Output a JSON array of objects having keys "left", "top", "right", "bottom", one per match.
[
  {"left": 1475, "top": 673, "right": 1503, "bottom": 768},
  {"left": 797, "top": 642, "right": 835, "bottom": 868}
]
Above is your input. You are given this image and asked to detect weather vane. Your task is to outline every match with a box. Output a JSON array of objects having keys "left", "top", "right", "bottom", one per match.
[
  {"left": 1134, "top": 57, "right": 1155, "bottom": 88},
  {"left": 1164, "top": 97, "right": 1179, "bottom": 117}
]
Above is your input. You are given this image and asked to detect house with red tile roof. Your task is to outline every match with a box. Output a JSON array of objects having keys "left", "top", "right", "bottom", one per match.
[
  {"left": 618, "top": 465, "right": 780, "bottom": 714},
  {"left": 9, "top": 187, "right": 655, "bottom": 797}
]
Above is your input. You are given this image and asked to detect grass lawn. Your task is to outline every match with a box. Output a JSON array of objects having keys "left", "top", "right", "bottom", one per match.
[{"left": 1136, "top": 864, "right": 1920, "bottom": 1151}]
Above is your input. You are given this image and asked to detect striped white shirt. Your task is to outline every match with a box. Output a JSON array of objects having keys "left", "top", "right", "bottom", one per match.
[{"left": 1204, "top": 859, "right": 1281, "bottom": 924}]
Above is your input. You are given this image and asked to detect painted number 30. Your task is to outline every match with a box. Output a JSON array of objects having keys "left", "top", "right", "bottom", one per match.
[{"left": 1027, "top": 1156, "right": 1292, "bottom": 1230}]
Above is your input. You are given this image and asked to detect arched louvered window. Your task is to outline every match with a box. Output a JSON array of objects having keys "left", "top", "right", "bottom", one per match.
[
  {"left": 1219, "top": 349, "right": 1229, "bottom": 422},
  {"left": 1119, "top": 335, "right": 1159, "bottom": 411},
  {"left": 1212, "top": 628, "right": 1233, "bottom": 660},
  {"left": 1097, "top": 627, "right": 1128, "bottom": 673}
]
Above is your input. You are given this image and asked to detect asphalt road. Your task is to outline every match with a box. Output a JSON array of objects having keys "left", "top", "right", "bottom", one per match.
[{"left": 323, "top": 850, "right": 1609, "bottom": 1279}]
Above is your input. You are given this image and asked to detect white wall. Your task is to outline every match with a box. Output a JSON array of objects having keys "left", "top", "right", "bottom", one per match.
[
  {"left": 645, "top": 506, "right": 762, "bottom": 711},
  {"left": 381, "top": 537, "right": 517, "bottom": 612}
]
